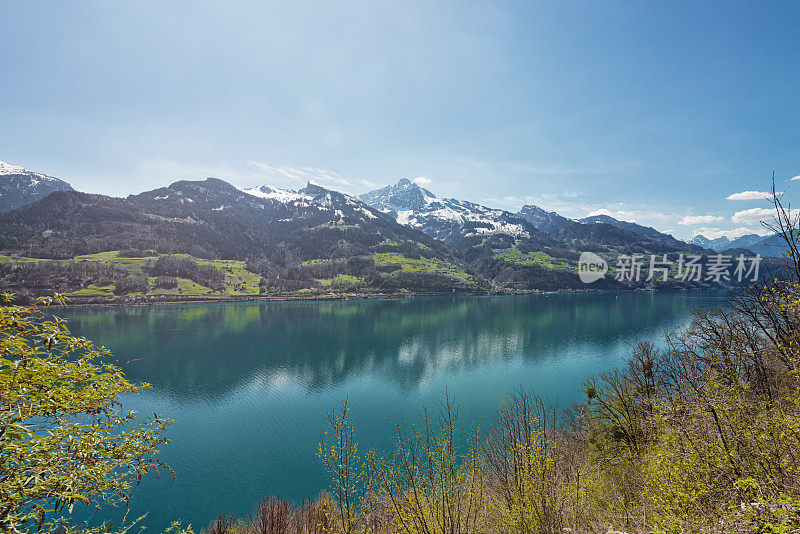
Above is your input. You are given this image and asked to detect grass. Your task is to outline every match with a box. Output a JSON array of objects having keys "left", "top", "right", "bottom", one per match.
[
  {"left": 317, "top": 274, "right": 364, "bottom": 288},
  {"left": 300, "top": 258, "right": 348, "bottom": 267},
  {"left": 67, "top": 284, "right": 115, "bottom": 296},
  {"left": 0, "top": 254, "right": 51, "bottom": 264},
  {"left": 193, "top": 258, "right": 262, "bottom": 294},
  {"left": 2, "top": 249, "right": 474, "bottom": 297},
  {"left": 493, "top": 247, "right": 574, "bottom": 271},
  {"left": 74, "top": 251, "right": 155, "bottom": 276},
  {"left": 2, "top": 251, "right": 256, "bottom": 297},
  {"left": 371, "top": 252, "right": 472, "bottom": 280},
  {"left": 71, "top": 252, "right": 262, "bottom": 293}
]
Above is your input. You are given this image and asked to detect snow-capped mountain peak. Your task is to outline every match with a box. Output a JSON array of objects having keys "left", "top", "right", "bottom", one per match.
[
  {"left": 0, "top": 160, "right": 62, "bottom": 182},
  {"left": 359, "top": 178, "right": 437, "bottom": 214},
  {"left": 517, "top": 204, "right": 573, "bottom": 232},
  {"left": 691, "top": 233, "right": 776, "bottom": 254},
  {"left": 0, "top": 161, "right": 28, "bottom": 175},
  {"left": 240, "top": 184, "right": 312, "bottom": 203},
  {"left": 0, "top": 160, "right": 74, "bottom": 212},
  {"left": 360, "top": 179, "right": 533, "bottom": 243}
]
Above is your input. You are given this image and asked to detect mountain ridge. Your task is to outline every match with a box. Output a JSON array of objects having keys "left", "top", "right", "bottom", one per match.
[
  {"left": 0, "top": 160, "right": 74, "bottom": 213},
  {"left": 691, "top": 232, "right": 783, "bottom": 257},
  {"left": 0, "top": 165, "right": 780, "bottom": 299}
]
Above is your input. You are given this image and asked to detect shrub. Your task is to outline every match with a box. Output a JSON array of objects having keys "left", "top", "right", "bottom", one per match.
[
  {"left": 113, "top": 275, "right": 149, "bottom": 295},
  {"left": 0, "top": 294, "right": 171, "bottom": 533},
  {"left": 154, "top": 275, "right": 179, "bottom": 289},
  {"left": 146, "top": 256, "right": 224, "bottom": 291}
]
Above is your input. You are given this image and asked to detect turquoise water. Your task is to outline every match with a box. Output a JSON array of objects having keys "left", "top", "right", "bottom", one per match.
[{"left": 56, "top": 291, "right": 727, "bottom": 530}]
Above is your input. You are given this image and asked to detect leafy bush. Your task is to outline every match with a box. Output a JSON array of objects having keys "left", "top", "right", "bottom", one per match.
[
  {"left": 145, "top": 255, "right": 224, "bottom": 291},
  {"left": 154, "top": 275, "right": 179, "bottom": 289},
  {"left": 113, "top": 275, "right": 149, "bottom": 295},
  {"left": 0, "top": 294, "right": 171, "bottom": 533},
  {"left": 0, "top": 262, "right": 128, "bottom": 296}
]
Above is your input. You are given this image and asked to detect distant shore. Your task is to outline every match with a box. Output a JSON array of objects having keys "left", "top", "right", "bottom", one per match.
[{"left": 45, "top": 285, "right": 711, "bottom": 308}]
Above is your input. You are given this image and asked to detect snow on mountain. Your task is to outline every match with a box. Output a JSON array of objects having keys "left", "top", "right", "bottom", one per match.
[
  {"left": 240, "top": 184, "right": 312, "bottom": 203},
  {"left": 517, "top": 204, "right": 573, "bottom": 232},
  {"left": 149, "top": 180, "right": 379, "bottom": 229},
  {"left": 0, "top": 160, "right": 74, "bottom": 212},
  {"left": 137, "top": 178, "right": 386, "bottom": 229},
  {"left": 691, "top": 233, "right": 783, "bottom": 256},
  {"left": 360, "top": 178, "right": 532, "bottom": 243},
  {"left": 690, "top": 235, "right": 734, "bottom": 250},
  {"left": 0, "top": 161, "right": 28, "bottom": 175}
]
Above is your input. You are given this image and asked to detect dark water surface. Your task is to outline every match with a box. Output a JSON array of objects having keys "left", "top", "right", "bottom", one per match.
[{"left": 56, "top": 291, "right": 727, "bottom": 530}]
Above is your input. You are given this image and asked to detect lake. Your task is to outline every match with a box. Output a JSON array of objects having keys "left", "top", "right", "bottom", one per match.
[{"left": 57, "top": 291, "right": 727, "bottom": 530}]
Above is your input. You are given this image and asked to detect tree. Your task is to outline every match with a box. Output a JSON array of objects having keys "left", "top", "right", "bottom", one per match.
[
  {"left": 113, "top": 275, "right": 149, "bottom": 295},
  {"left": 0, "top": 294, "right": 172, "bottom": 534}
]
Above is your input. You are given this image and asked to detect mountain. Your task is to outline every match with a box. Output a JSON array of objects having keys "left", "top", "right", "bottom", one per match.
[
  {"left": 578, "top": 214, "right": 693, "bottom": 250},
  {"left": 690, "top": 233, "right": 784, "bottom": 257},
  {"left": 746, "top": 234, "right": 787, "bottom": 257},
  {"left": 728, "top": 234, "right": 768, "bottom": 249},
  {"left": 551, "top": 221, "right": 700, "bottom": 254},
  {"left": 0, "top": 177, "right": 432, "bottom": 258},
  {"left": 359, "top": 178, "right": 535, "bottom": 246},
  {"left": 0, "top": 177, "right": 481, "bottom": 294},
  {"left": 359, "top": 178, "right": 437, "bottom": 214},
  {"left": 0, "top": 160, "right": 74, "bottom": 212},
  {"left": 690, "top": 235, "right": 732, "bottom": 250},
  {"left": 0, "top": 165, "right": 764, "bottom": 298},
  {"left": 361, "top": 180, "right": 705, "bottom": 254},
  {"left": 360, "top": 179, "right": 709, "bottom": 291},
  {"left": 690, "top": 234, "right": 765, "bottom": 251},
  {"left": 516, "top": 205, "right": 573, "bottom": 232}
]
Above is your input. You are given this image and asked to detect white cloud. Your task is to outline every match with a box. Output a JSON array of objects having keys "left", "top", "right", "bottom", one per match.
[
  {"left": 731, "top": 207, "right": 775, "bottom": 224},
  {"left": 726, "top": 190, "right": 773, "bottom": 200},
  {"left": 137, "top": 159, "right": 363, "bottom": 193},
  {"left": 678, "top": 215, "right": 724, "bottom": 225},
  {"left": 693, "top": 227, "right": 772, "bottom": 240},
  {"left": 352, "top": 178, "right": 378, "bottom": 189},
  {"left": 790, "top": 175, "right": 800, "bottom": 181},
  {"left": 480, "top": 193, "right": 677, "bottom": 230},
  {"left": 413, "top": 176, "right": 431, "bottom": 186},
  {"left": 248, "top": 163, "right": 355, "bottom": 188},
  {"left": 586, "top": 208, "right": 637, "bottom": 222}
]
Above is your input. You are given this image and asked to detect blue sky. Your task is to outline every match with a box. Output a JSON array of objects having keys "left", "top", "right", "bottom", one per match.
[{"left": 1, "top": 1, "right": 799, "bottom": 240}]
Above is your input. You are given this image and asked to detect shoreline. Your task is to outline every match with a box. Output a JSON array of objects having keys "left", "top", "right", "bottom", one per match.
[{"left": 44, "top": 285, "right": 711, "bottom": 308}]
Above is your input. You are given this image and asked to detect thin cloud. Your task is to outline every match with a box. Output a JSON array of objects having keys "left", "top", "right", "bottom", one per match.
[
  {"left": 586, "top": 208, "right": 637, "bottom": 222},
  {"left": 790, "top": 175, "right": 800, "bottom": 181},
  {"left": 679, "top": 215, "right": 724, "bottom": 225},
  {"left": 358, "top": 178, "right": 381, "bottom": 190},
  {"left": 247, "top": 162, "right": 358, "bottom": 192},
  {"left": 726, "top": 190, "right": 773, "bottom": 200},
  {"left": 479, "top": 194, "right": 677, "bottom": 231},
  {"left": 139, "top": 159, "right": 367, "bottom": 195},
  {"left": 731, "top": 207, "right": 775, "bottom": 224}
]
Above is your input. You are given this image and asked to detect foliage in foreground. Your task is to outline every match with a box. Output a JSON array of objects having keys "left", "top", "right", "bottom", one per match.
[{"left": 0, "top": 294, "right": 172, "bottom": 534}]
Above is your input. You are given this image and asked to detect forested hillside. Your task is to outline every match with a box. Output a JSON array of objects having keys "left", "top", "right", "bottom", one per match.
[{"left": 0, "top": 173, "right": 775, "bottom": 300}]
